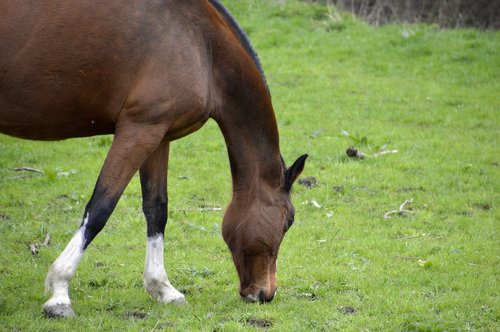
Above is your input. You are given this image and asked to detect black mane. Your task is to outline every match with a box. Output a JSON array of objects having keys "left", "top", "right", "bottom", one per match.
[{"left": 208, "top": 0, "right": 269, "bottom": 93}]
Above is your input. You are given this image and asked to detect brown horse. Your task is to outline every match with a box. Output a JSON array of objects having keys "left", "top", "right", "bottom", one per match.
[{"left": 0, "top": 0, "right": 307, "bottom": 317}]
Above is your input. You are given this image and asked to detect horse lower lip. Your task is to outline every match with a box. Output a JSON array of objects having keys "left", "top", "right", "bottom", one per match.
[{"left": 240, "top": 291, "right": 269, "bottom": 303}]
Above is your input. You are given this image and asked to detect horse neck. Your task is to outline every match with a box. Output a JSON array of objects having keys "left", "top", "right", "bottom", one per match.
[
  {"left": 207, "top": 3, "right": 283, "bottom": 194},
  {"left": 214, "top": 88, "right": 283, "bottom": 194}
]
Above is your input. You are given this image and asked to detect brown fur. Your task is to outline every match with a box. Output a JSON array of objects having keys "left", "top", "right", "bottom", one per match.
[{"left": 0, "top": 0, "right": 306, "bottom": 303}]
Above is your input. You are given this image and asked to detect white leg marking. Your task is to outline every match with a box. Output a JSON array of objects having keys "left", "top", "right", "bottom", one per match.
[
  {"left": 44, "top": 214, "right": 88, "bottom": 310},
  {"left": 144, "top": 234, "right": 187, "bottom": 304}
]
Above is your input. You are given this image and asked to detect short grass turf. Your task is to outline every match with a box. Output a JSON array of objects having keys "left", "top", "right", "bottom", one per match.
[{"left": 0, "top": 0, "right": 499, "bottom": 330}]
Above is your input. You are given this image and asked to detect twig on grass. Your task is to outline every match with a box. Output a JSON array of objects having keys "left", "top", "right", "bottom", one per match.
[
  {"left": 395, "top": 234, "right": 425, "bottom": 240},
  {"left": 150, "top": 320, "right": 161, "bottom": 332},
  {"left": 178, "top": 207, "right": 222, "bottom": 212},
  {"left": 395, "top": 255, "right": 423, "bottom": 261},
  {"left": 373, "top": 150, "right": 399, "bottom": 157},
  {"left": 29, "top": 232, "right": 51, "bottom": 255},
  {"left": 384, "top": 198, "right": 413, "bottom": 219},
  {"left": 199, "top": 207, "right": 222, "bottom": 212},
  {"left": 346, "top": 146, "right": 398, "bottom": 159},
  {"left": 394, "top": 233, "right": 444, "bottom": 240},
  {"left": 14, "top": 167, "right": 44, "bottom": 174}
]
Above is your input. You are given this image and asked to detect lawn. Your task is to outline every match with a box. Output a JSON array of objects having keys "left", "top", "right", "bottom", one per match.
[{"left": 0, "top": 0, "right": 498, "bottom": 330}]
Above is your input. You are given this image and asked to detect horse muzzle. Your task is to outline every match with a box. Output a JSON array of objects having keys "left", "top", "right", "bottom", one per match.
[{"left": 240, "top": 287, "right": 276, "bottom": 304}]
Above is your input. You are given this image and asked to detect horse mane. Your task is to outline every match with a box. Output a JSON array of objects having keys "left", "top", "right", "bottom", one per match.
[{"left": 208, "top": 0, "right": 269, "bottom": 93}]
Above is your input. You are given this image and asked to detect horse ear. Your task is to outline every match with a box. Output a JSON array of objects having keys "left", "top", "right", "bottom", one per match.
[{"left": 284, "top": 154, "right": 308, "bottom": 192}]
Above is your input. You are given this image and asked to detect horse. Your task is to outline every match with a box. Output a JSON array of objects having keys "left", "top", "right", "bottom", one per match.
[{"left": 0, "top": 0, "right": 307, "bottom": 317}]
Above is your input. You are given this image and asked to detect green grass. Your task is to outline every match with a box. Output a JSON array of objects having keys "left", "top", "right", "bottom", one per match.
[{"left": 1, "top": 0, "right": 499, "bottom": 330}]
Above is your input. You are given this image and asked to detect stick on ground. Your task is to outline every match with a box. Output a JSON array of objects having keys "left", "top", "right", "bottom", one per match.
[
  {"left": 29, "top": 232, "right": 51, "bottom": 255},
  {"left": 384, "top": 199, "right": 413, "bottom": 219}
]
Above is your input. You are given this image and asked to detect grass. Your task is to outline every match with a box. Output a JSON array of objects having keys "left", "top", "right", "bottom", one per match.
[{"left": 1, "top": 0, "right": 499, "bottom": 330}]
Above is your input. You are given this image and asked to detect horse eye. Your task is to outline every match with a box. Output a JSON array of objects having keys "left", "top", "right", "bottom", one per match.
[{"left": 284, "top": 218, "right": 294, "bottom": 232}]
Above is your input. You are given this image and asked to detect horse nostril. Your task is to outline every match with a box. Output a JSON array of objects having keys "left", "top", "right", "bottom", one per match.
[
  {"left": 258, "top": 290, "right": 266, "bottom": 304},
  {"left": 258, "top": 289, "right": 275, "bottom": 304}
]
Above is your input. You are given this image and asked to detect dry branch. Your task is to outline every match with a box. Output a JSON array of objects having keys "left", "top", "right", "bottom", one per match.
[
  {"left": 346, "top": 146, "right": 398, "bottom": 159},
  {"left": 373, "top": 150, "right": 399, "bottom": 157},
  {"left": 178, "top": 207, "right": 222, "bottom": 212},
  {"left": 14, "top": 167, "right": 44, "bottom": 174},
  {"left": 29, "top": 232, "right": 51, "bottom": 255},
  {"left": 384, "top": 198, "right": 413, "bottom": 219}
]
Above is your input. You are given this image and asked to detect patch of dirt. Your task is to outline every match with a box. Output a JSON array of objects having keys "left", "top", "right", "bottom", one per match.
[
  {"left": 458, "top": 210, "right": 473, "bottom": 216},
  {"left": 247, "top": 318, "right": 273, "bottom": 329},
  {"left": 396, "top": 186, "right": 425, "bottom": 193},
  {"left": 333, "top": 185, "right": 344, "bottom": 193},
  {"left": 125, "top": 311, "right": 147, "bottom": 319},
  {"left": 339, "top": 306, "right": 357, "bottom": 315},
  {"left": 157, "top": 321, "right": 174, "bottom": 328},
  {"left": 474, "top": 203, "right": 491, "bottom": 210},
  {"left": 298, "top": 176, "right": 318, "bottom": 189}
]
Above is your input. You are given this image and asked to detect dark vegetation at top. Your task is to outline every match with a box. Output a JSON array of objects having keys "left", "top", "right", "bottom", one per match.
[{"left": 304, "top": 0, "right": 500, "bottom": 29}]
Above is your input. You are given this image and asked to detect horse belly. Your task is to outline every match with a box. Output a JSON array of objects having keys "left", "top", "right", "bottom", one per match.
[
  {"left": 0, "top": 64, "right": 122, "bottom": 140},
  {"left": 0, "top": 100, "right": 117, "bottom": 141},
  {"left": 0, "top": 54, "right": 124, "bottom": 140}
]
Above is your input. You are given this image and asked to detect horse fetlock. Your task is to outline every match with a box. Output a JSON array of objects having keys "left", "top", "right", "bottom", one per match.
[
  {"left": 159, "top": 290, "right": 188, "bottom": 305},
  {"left": 44, "top": 261, "right": 73, "bottom": 296}
]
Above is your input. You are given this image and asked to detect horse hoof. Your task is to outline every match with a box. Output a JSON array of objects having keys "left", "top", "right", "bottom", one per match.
[
  {"left": 162, "top": 296, "right": 188, "bottom": 305},
  {"left": 173, "top": 296, "right": 188, "bottom": 305},
  {"left": 159, "top": 294, "right": 188, "bottom": 305},
  {"left": 43, "top": 304, "right": 76, "bottom": 318}
]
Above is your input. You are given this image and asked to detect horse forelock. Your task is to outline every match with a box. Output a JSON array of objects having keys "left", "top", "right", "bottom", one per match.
[{"left": 208, "top": 0, "right": 269, "bottom": 94}]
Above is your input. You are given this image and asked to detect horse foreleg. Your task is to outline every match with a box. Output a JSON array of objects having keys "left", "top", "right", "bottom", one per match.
[
  {"left": 139, "top": 140, "right": 187, "bottom": 304},
  {"left": 43, "top": 123, "right": 167, "bottom": 318},
  {"left": 42, "top": 215, "right": 89, "bottom": 318}
]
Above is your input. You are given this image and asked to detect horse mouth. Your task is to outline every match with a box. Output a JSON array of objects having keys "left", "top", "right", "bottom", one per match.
[{"left": 241, "top": 289, "right": 275, "bottom": 304}]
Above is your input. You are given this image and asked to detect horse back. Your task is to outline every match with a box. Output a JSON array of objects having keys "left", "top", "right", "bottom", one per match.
[{"left": 0, "top": 0, "right": 214, "bottom": 140}]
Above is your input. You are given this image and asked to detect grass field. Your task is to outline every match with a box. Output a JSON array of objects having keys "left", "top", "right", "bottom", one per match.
[{"left": 1, "top": 0, "right": 499, "bottom": 330}]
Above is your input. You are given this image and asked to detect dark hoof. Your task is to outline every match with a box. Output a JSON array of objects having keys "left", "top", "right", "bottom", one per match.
[{"left": 43, "top": 304, "right": 76, "bottom": 318}]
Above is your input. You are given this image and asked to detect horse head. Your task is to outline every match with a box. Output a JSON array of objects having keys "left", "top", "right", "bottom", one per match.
[{"left": 222, "top": 154, "right": 307, "bottom": 303}]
